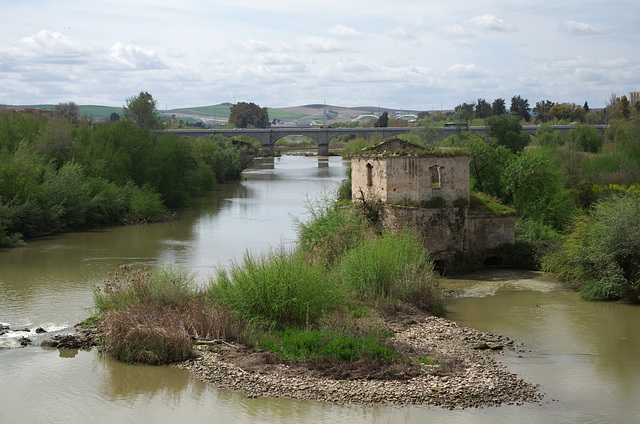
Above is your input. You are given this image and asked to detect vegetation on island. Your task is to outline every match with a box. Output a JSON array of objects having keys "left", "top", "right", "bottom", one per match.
[
  {"left": 93, "top": 197, "right": 446, "bottom": 370},
  {"left": 0, "top": 92, "right": 257, "bottom": 247}
]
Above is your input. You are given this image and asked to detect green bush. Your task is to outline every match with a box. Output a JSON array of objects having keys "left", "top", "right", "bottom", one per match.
[
  {"left": 581, "top": 194, "right": 640, "bottom": 301},
  {"left": 536, "top": 123, "right": 563, "bottom": 147},
  {"left": 210, "top": 250, "right": 343, "bottom": 327},
  {"left": 338, "top": 230, "right": 443, "bottom": 313},
  {"left": 251, "top": 327, "right": 396, "bottom": 363},
  {"left": 567, "top": 125, "right": 603, "bottom": 153},
  {"left": 294, "top": 194, "right": 372, "bottom": 267},
  {"left": 42, "top": 162, "right": 91, "bottom": 228},
  {"left": 341, "top": 137, "right": 371, "bottom": 158},
  {"left": 128, "top": 184, "right": 165, "bottom": 221},
  {"left": 544, "top": 194, "right": 640, "bottom": 302}
]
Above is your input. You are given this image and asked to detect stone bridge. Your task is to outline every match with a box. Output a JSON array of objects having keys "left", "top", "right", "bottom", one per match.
[{"left": 164, "top": 125, "right": 606, "bottom": 156}]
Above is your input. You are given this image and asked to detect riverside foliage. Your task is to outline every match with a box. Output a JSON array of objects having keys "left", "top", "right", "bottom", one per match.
[
  {"left": 93, "top": 195, "right": 445, "bottom": 366},
  {"left": 0, "top": 110, "right": 256, "bottom": 247},
  {"left": 434, "top": 116, "right": 640, "bottom": 302}
]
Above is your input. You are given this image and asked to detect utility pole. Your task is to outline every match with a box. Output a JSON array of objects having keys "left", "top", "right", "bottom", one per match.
[{"left": 323, "top": 100, "right": 327, "bottom": 126}]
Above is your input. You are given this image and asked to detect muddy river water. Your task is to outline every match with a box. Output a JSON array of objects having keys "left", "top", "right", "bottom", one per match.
[{"left": 1, "top": 155, "right": 639, "bottom": 423}]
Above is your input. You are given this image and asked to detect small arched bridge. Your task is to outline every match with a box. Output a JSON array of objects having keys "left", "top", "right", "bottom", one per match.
[{"left": 164, "top": 125, "right": 606, "bottom": 157}]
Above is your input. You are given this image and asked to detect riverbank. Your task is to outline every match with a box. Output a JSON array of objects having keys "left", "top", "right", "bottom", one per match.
[{"left": 177, "top": 312, "right": 542, "bottom": 409}]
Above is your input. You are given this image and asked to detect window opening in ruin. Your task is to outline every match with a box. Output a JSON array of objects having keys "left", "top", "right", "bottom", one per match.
[
  {"left": 366, "top": 163, "right": 373, "bottom": 187},
  {"left": 430, "top": 165, "right": 442, "bottom": 188}
]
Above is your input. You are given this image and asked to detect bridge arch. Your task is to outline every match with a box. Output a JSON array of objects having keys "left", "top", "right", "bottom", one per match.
[{"left": 163, "top": 125, "right": 606, "bottom": 156}]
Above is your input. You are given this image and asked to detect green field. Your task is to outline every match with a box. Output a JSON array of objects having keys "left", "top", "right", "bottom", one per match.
[{"left": 19, "top": 103, "right": 321, "bottom": 124}]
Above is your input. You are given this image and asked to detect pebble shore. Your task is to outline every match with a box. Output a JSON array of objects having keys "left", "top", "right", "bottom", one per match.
[{"left": 178, "top": 315, "right": 542, "bottom": 409}]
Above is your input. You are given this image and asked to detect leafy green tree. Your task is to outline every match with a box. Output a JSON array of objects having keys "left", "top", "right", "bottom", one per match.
[
  {"left": 567, "top": 125, "right": 602, "bottom": 153},
  {"left": 475, "top": 98, "right": 492, "bottom": 119},
  {"left": 547, "top": 195, "right": 640, "bottom": 302},
  {"left": 505, "top": 149, "right": 575, "bottom": 229},
  {"left": 229, "top": 102, "right": 269, "bottom": 128},
  {"left": 510, "top": 95, "right": 531, "bottom": 121},
  {"left": 549, "top": 103, "right": 573, "bottom": 122},
  {"left": 605, "top": 93, "right": 620, "bottom": 122},
  {"left": 374, "top": 111, "right": 389, "bottom": 127},
  {"left": 486, "top": 114, "right": 530, "bottom": 153},
  {"left": 533, "top": 100, "right": 555, "bottom": 123},
  {"left": 582, "top": 194, "right": 640, "bottom": 301},
  {"left": 454, "top": 102, "right": 475, "bottom": 124},
  {"left": 455, "top": 133, "right": 512, "bottom": 200},
  {"left": 123, "top": 92, "right": 161, "bottom": 130},
  {"left": 54, "top": 102, "right": 80, "bottom": 122},
  {"left": 492, "top": 98, "right": 506, "bottom": 116},
  {"left": 618, "top": 95, "right": 631, "bottom": 119}
]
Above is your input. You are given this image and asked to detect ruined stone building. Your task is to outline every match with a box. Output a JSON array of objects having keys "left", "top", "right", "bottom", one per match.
[{"left": 351, "top": 139, "right": 515, "bottom": 267}]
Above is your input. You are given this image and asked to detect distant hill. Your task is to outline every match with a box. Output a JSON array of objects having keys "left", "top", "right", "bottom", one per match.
[{"left": 6, "top": 103, "right": 428, "bottom": 125}]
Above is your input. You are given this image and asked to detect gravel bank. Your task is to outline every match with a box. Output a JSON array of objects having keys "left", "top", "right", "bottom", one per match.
[{"left": 177, "top": 315, "right": 542, "bottom": 409}]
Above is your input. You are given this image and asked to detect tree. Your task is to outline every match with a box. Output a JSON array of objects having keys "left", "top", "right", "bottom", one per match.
[
  {"left": 123, "top": 92, "right": 161, "bottom": 130},
  {"left": 567, "top": 125, "right": 603, "bottom": 153},
  {"left": 229, "top": 102, "right": 269, "bottom": 128},
  {"left": 533, "top": 100, "right": 555, "bottom": 123},
  {"left": 605, "top": 93, "right": 619, "bottom": 122},
  {"left": 510, "top": 95, "right": 531, "bottom": 122},
  {"left": 475, "top": 98, "right": 492, "bottom": 119},
  {"left": 486, "top": 114, "right": 530, "bottom": 153},
  {"left": 505, "top": 149, "right": 575, "bottom": 229},
  {"left": 54, "top": 102, "right": 79, "bottom": 122},
  {"left": 374, "top": 111, "right": 389, "bottom": 128},
  {"left": 492, "top": 98, "right": 507, "bottom": 116},
  {"left": 583, "top": 101, "right": 590, "bottom": 113},
  {"left": 618, "top": 95, "right": 631, "bottom": 119},
  {"left": 454, "top": 102, "right": 475, "bottom": 124},
  {"left": 455, "top": 133, "right": 512, "bottom": 201}
]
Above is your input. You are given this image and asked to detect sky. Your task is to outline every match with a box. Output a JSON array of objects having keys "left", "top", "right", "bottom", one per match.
[{"left": 1, "top": 0, "right": 639, "bottom": 111}]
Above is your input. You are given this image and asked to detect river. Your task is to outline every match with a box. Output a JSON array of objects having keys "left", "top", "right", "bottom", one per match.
[{"left": 1, "top": 155, "right": 639, "bottom": 423}]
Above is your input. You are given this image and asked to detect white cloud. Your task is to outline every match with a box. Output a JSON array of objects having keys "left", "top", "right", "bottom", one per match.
[
  {"left": 386, "top": 26, "right": 418, "bottom": 41},
  {"left": 437, "top": 24, "right": 474, "bottom": 41},
  {"left": 110, "top": 42, "right": 167, "bottom": 70},
  {"left": 328, "top": 24, "right": 363, "bottom": 39},
  {"left": 298, "top": 36, "right": 346, "bottom": 53},
  {"left": 15, "top": 29, "right": 90, "bottom": 64},
  {"left": 445, "top": 63, "right": 492, "bottom": 79},
  {"left": 464, "top": 14, "right": 517, "bottom": 33},
  {"left": 558, "top": 20, "right": 604, "bottom": 36},
  {"left": 230, "top": 38, "right": 272, "bottom": 53}
]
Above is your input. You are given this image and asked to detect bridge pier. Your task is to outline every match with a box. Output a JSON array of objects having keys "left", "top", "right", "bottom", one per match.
[{"left": 316, "top": 131, "right": 330, "bottom": 156}]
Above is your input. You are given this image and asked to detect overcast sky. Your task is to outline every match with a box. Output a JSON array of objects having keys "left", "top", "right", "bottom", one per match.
[{"left": 1, "top": 0, "right": 638, "bottom": 110}]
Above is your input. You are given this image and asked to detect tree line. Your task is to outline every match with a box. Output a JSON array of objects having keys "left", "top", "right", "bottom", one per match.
[
  {"left": 338, "top": 102, "right": 640, "bottom": 303},
  {"left": 445, "top": 110, "right": 640, "bottom": 303},
  {"left": 0, "top": 92, "right": 257, "bottom": 247}
]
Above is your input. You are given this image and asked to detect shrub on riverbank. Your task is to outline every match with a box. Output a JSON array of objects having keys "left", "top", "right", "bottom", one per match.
[
  {"left": 94, "top": 192, "right": 446, "bottom": 366},
  {"left": 543, "top": 194, "right": 640, "bottom": 302},
  {"left": 338, "top": 230, "right": 445, "bottom": 315},
  {"left": 210, "top": 250, "right": 344, "bottom": 328},
  {"left": 95, "top": 265, "right": 244, "bottom": 364},
  {"left": 0, "top": 111, "right": 256, "bottom": 247}
]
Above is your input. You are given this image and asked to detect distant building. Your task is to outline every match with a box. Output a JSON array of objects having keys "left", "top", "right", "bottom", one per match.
[
  {"left": 351, "top": 139, "right": 515, "bottom": 267},
  {"left": 630, "top": 91, "right": 640, "bottom": 105}
]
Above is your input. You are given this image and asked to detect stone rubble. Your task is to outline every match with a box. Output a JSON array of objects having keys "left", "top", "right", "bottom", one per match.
[{"left": 178, "top": 315, "right": 542, "bottom": 409}]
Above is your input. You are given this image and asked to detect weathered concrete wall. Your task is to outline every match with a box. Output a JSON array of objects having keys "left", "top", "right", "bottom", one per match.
[
  {"left": 352, "top": 155, "right": 470, "bottom": 204},
  {"left": 467, "top": 212, "right": 516, "bottom": 252},
  {"left": 379, "top": 206, "right": 515, "bottom": 261},
  {"left": 379, "top": 205, "right": 468, "bottom": 260}
]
